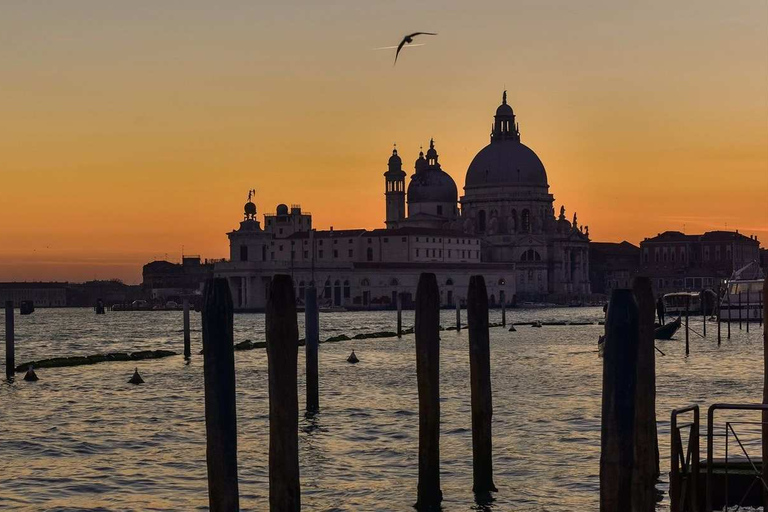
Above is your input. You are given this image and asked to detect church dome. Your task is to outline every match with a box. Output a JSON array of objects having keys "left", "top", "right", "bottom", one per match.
[
  {"left": 276, "top": 203, "right": 289, "bottom": 215},
  {"left": 408, "top": 169, "right": 458, "bottom": 203},
  {"left": 465, "top": 92, "right": 548, "bottom": 189},
  {"left": 388, "top": 148, "right": 402, "bottom": 166},
  {"left": 465, "top": 140, "right": 548, "bottom": 188}
]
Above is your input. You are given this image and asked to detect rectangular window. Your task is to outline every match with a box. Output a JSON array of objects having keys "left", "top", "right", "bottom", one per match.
[
  {"left": 319, "top": 250, "right": 324, "bottom": 258},
  {"left": 368, "top": 238, "right": 372, "bottom": 244},
  {"left": 348, "top": 249, "right": 353, "bottom": 257},
  {"left": 303, "top": 251, "right": 309, "bottom": 258},
  {"left": 416, "top": 249, "right": 420, "bottom": 257},
  {"left": 448, "top": 249, "right": 452, "bottom": 257},
  {"left": 384, "top": 238, "right": 389, "bottom": 243},
  {"left": 437, "top": 205, "right": 443, "bottom": 215},
  {"left": 402, "top": 237, "right": 406, "bottom": 242},
  {"left": 240, "top": 245, "right": 248, "bottom": 262},
  {"left": 279, "top": 245, "right": 283, "bottom": 251},
  {"left": 333, "top": 240, "right": 338, "bottom": 245},
  {"left": 333, "top": 250, "right": 338, "bottom": 258}
]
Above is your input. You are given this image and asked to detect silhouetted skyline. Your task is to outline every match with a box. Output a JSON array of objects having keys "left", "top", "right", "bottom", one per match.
[{"left": 1, "top": 0, "right": 766, "bottom": 283}]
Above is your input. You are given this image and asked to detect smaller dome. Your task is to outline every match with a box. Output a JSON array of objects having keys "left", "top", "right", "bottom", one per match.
[
  {"left": 496, "top": 103, "right": 514, "bottom": 116},
  {"left": 407, "top": 169, "right": 458, "bottom": 204},
  {"left": 244, "top": 201, "right": 256, "bottom": 216},
  {"left": 388, "top": 148, "right": 402, "bottom": 166},
  {"left": 276, "top": 204, "right": 289, "bottom": 215}
]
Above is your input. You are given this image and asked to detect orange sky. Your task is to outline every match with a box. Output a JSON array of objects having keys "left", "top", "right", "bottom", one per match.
[{"left": 1, "top": 0, "right": 766, "bottom": 284}]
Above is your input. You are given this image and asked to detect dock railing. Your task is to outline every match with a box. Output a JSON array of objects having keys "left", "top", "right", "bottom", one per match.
[
  {"left": 670, "top": 405, "right": 700, "bottom": 512},
  {"left": 706, "top": 403, "right": 768, "bottom": 511}
]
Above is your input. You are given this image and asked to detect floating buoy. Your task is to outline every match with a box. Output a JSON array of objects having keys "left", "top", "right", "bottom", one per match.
[
  {"left": 128, "top": 367, "right": 144, "bottom": 385},
  {"left": 508, "top": 325, "right": 516, "bottom": 332},
  {"left": 532, "top": 321, "right": 542, "bottom": 328},
  {"left": 24, "top": 366, "right": 39, "bottom": 382},
  {"left": 347, "top": 350, "right": 359, "bottom": 364}
]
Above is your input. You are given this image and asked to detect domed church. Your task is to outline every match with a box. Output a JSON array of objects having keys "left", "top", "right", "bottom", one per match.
[
  {"left": 384, "top": 92, "right": 591, "bottom": 297},
  {"left": 215, "top": 92, "right": 589, "bottom": 311}
]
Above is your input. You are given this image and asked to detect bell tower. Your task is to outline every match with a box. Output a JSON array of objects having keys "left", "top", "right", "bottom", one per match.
[{"left": 384, "top": 145, "right": 406, "bottom": 229}]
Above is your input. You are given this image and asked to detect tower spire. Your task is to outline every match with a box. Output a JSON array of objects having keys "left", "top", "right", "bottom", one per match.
[{"left": 502, "top": 90, "right": 507, "bottom": 105}]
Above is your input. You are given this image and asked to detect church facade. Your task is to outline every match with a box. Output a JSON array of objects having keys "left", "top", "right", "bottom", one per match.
[{"left": 214, "top": 93, "right": 590, "bottom": 310}]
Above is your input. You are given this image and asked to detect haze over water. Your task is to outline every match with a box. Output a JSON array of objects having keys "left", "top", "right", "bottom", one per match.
[{"left": 1, "top": 307, "right": 764, "bottom": 510}]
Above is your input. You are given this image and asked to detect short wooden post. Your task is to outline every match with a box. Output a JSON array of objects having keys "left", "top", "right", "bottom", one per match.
[
  {"left": 267, "top": 275, "right": 301, "bottom": 511},
  {"left": 305, "top": 285, "right": 319, "bottom": 415},
  {"left": 5, "top": 301, "right": 14, "bottom": 381},
  {"left": 632, "top": 277, "right": 659, "bottom": 505},
  {"left": 456, "top": 298, "right": 461, "bottom": 332},
  {"left": 685, "top": 297, "right": 690, "bottom": 356},
  {"left": 183, "top": 298, "right": 191, "bottom": 360},
  {"left": 467, "top": 275, "right": 497, "bottom": 497},
  {"left": 759, "top": 291, "right": 763, "bottom": 328},
  {"left": 701, "top": 290, "right": 706, "bottom": 337},
  {"left": 396, "top": 292, "right": 403, "bottom": 338},
  {"left": 600, "top": 289, "right": 639, "bottom": 512},
  {"left": 415, "top": 273, "right": 442, "bottom": 509},
  {"left": 201, "top": 278, "right": 240, "bottom": 512}
]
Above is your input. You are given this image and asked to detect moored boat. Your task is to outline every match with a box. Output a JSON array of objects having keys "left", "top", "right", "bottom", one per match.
[{"left": 654, "top": 316, "right": 681, "bottom": 340}]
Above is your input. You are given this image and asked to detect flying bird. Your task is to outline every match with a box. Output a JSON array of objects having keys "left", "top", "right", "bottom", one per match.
[{"left": 394, "top": 32, "right": 437, "bottom": 65}]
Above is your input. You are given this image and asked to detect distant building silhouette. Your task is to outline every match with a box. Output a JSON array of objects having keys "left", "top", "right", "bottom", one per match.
[
  {"left": 639, "top": 230, "right": 761, "bottom": 294},
  {"left": 142, "top": 256, "right": 216, "bottom": 302},
  {"left": 589, "top": 241, "right": 640, "bottom": 295}
]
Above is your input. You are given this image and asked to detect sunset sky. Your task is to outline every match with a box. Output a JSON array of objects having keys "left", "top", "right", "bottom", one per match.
[{"left": 1, "top": 0, "right": 766, "bottom": 284}]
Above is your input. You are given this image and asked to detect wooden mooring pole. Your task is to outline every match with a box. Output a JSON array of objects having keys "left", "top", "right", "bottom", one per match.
[
  {"left": 600, "top": 289, "right": 640, "bottom": 512},
  {"left": 467, "top": 275, "right": 497, "bottom": 497},
  {"left": 183, "top": 298, "right": 191, "bottom": 360},
  {"left": 727, "top": 290, "right": 732, "bottom": 339},
  {"left": 415, "top": 273, "right": 443, "bottom": 510},
  {"left": 717, "top": 283, "right": 721, "bottom": 346},
  {"left": 685, "top": 297, "right": 690, "bottom": 357},
  {"left": 739, "top": 291, "right": 743, "bottom": 330},
  {"left": 267, "top": 275, "right": 301, "bottom": 511},
  {"left": 746, "top": 289, "right": 750, "bottom": 333},
  {"left": 632, "top": 277, "right": 660, "bottom": 504},
  {"left": 701, "top": 290, "right": 706, "bottom": 337},
  {"left": 762, "top": 278, "right": 768, "bottom": 507},
  {"left": 201, "top": 279, "right": 240, "bottom": 512},
  {"left": 501, "top": 295, "right": 506, "bottom": 327},
  {"left": 456, "top": 297, "right": 461, "bottom": 332},
  {"left": 396, "top": 292, "right": 403, "bottom": 338},
  {"left": 5, "top": 301, "right": 14, "bottom": 381},
  {"left": 305, "top": 285, "right": 319, "bottom": 415}
]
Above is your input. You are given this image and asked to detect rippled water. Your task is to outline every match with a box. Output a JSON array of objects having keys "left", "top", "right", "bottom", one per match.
[{"left": 0, "top": 307, "right": 765, "bottom": 511}]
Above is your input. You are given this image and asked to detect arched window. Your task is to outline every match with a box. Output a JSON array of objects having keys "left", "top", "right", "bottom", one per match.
[
  {"left": 361, "top": 278, "right": 370, "bottom": 287},
  {"left": 511, "top": 210, "right": 518, "bottom": 232},
  {"left": 520, "top": 249, "right": 542, "bottom": 262},
  {"left": 498, "top": 278, "right": 506, "bottom": 286},
  {"left": 298, "top": 281, "right": 305, "bottom": 298},
  {"left": 446, "top": 278, "right": 454, "bottom": 286},
  {"left": 521, "top": 209, "right": 530, "bottom": 233},
  {"left": 324, "top": 279, "right": 331, "bottom": 299},
  {"left": 366, "top": 247, "right": 374, "bottom": 261},
  {"left": 478, "top": 210, "right": 486, "bottom": 233},
  {"left": 343, "top": 280, "right": 351, "bottom": 299},
  {"left": 390, "top": 278, "right": 399, "bottom": 286}
]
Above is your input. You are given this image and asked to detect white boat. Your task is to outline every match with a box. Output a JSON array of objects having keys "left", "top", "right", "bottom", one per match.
[
  {"left": 719, "top": 261, "right": 765, "bottom": 322},
  {"left": 662, "top": 292, "right": 702, "bottom": 315}
]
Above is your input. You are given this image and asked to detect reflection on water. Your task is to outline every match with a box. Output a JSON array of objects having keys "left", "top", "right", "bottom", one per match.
[{"left": 0, "top": 307, "right": 764, "bottom": 510}]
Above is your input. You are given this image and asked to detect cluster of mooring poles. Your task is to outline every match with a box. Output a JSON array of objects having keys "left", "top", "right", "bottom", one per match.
[
  {"left": 600, "top": 277, "right": 659, "bottom": 512},
  {"left": 201, "top": 272, "right": 497, "bottom": 510}
]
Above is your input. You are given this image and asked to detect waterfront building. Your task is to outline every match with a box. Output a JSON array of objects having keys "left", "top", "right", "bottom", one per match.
[
  {"left": 588, "top": 241, "right": 640, "bottom": 296},
  {"left": 215, "top": 93, "right": 591, "bottom": 310},
  {"left": 0, "top": 283, "right": 68, "bottom": 307},
  {"left": 142, "top": 256, "right": 216, "bottom": 302},
  {"left": 638, "top": 230, "right": 761, "bottom": 294}
]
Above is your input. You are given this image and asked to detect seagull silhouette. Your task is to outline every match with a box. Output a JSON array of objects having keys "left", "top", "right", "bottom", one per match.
[{"left": 394, "top": 32, "right": 437, "bottom": 65}]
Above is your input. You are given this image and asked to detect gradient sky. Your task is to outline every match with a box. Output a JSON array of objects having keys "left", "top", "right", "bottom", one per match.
[{"left": 1, "top": 0, "right": 766, "bottom": 284}]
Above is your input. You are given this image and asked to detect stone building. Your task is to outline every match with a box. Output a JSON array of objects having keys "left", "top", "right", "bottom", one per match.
[
  {"left": 589, "top": 241, "right": 640, "bottom": 295},
  {"left": 214, "top": 92, "right": 590, "bottom": 310},
  {"left": 639, "top": 230, "right": 761, "bottom": 294}
]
